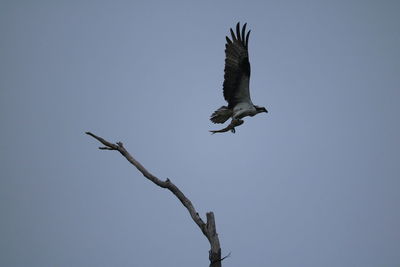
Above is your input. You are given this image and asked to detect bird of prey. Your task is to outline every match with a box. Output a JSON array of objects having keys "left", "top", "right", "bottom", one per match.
[{"left": 210, "top": 23, "right": 268, "bottom": 134}]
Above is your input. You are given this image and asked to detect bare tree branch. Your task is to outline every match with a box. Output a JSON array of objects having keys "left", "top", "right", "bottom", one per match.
[{"left": 86, "top": 131, "right": 223, "bottom": 267}]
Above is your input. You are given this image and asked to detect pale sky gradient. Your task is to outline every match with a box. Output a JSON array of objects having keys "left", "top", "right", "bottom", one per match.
[{"left": 1, "top": 1, "right": 399, "bottom": 266}]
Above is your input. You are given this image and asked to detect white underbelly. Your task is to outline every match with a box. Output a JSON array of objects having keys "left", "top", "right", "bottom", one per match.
[{"left": 233, "top": 102, "right": 256, "bottom": 119}]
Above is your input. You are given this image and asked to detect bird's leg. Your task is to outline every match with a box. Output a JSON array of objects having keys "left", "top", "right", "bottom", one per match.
[{"left": 231, "top": 119, "right": 243, "bottom": 133}]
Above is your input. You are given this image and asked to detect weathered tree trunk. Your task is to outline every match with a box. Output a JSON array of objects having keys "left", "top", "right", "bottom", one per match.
[{"left": 86, "top": 132, "right": 227, "bottom": 266}]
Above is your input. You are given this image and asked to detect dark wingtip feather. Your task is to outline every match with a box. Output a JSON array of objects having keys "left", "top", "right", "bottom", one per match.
[
  {"left": 236, "top": 22, "right": 241, "bottom": 41},
  {"left": 230, "top": 28, "right": 237, "bottom": 41},
  {"left": 241, "top": 23, "right": 247, "bottom": 43},
  {"left": 226, "top": 36, "right": 232, "bottom": 44},
  {"left": 245, "top": 30, "right": 251, "bottom": 48}
]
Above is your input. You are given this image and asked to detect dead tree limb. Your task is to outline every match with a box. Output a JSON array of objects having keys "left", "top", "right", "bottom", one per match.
[{"left": 86, "top": 132, "right": 224, "bottom": 267}]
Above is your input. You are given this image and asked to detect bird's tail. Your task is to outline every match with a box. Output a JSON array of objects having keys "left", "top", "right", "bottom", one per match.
[{"left": 210, "top": 106, "right": 232, "bottom": 124}]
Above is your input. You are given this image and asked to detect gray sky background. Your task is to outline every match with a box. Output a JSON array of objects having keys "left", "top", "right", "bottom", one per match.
[{"left": 1, "top": 1, "right": 399, "bottom": 266}]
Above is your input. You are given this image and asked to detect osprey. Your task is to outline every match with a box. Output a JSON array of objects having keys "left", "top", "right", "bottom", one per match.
[{"left": 210, "top": 23, "right": 268, "bottom": 134}]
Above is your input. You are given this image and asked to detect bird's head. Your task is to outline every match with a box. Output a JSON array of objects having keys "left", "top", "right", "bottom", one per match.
[{"left": 255, "top": 105, "right": 268, "bottom": 114}]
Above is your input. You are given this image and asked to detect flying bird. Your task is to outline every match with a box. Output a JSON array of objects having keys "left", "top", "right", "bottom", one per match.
[{"left": 210, "top": 22, "right": 268, "bottom": 134}]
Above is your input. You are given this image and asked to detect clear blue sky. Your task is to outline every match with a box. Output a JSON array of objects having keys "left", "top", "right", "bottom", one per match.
[{"left": 1, "top": 1, "right": 399, "bottom": 266}]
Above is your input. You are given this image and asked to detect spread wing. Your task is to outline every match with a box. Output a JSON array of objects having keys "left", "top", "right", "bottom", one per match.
[{"left": 223, "top": 22, "right": 251, "bottom": 108}]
